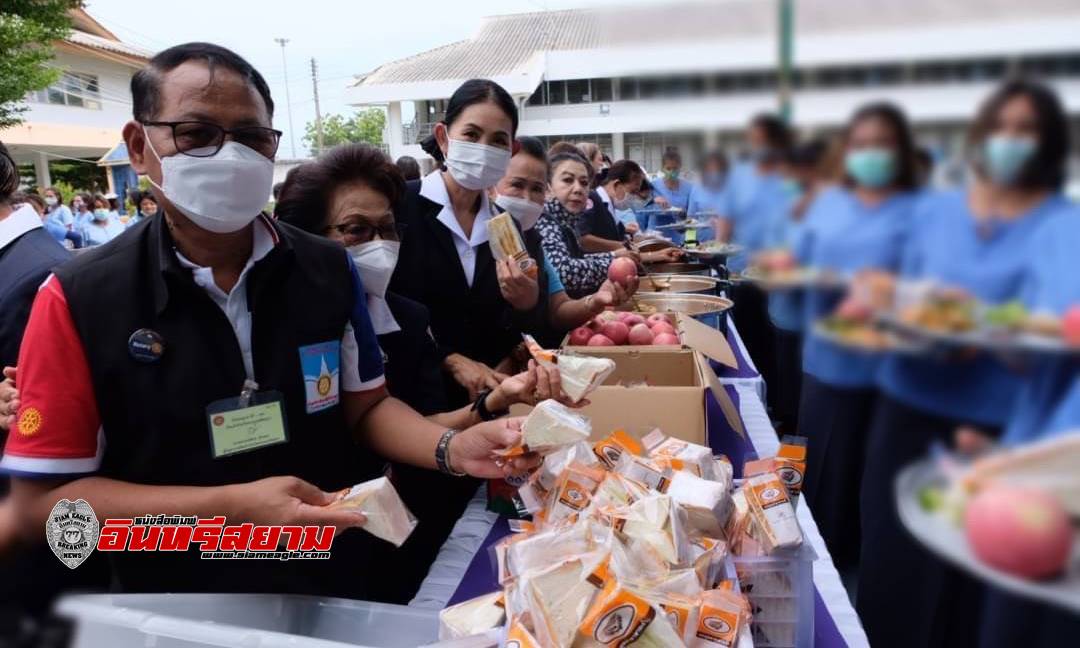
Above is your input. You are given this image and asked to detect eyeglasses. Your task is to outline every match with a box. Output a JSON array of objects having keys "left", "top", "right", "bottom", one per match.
[
  {"left": 326, "top": 221, "right": 407, "bottom": 245},
  {"left": 142, "top": 121, "right": 283, "bottom": 158}
]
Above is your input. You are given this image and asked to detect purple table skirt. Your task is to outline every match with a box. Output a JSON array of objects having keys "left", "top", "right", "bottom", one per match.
[{"left": 444, "top": 327, "right": 848, "bottom": 647}]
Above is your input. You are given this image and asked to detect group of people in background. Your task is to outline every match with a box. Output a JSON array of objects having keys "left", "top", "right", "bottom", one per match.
[
  {"left": 0, "top": 38, "right": 1077, "bottom": 648},
  {"left": 8, "top": 184, "right": 159, "bottom": 250}
]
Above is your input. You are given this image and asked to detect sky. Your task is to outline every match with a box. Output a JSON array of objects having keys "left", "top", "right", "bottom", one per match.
[{"left": 83, "top": 0, "right": 662, "bottom": 159}]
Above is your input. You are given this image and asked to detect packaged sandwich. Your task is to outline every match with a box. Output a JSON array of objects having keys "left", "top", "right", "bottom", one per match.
[
  {"left": 614, "top": 453, "right": 671, "bottom": 492},
  {"left": 488, "top": 211, "right": 538, "bottom": 278},
  {"left": 522, "top": 556, "right": 607, "bottom": 647},
  {"left": 510, "top": 399, "right": 592, "bottom": 456},
  {"left": 645, "top": 567, "right": 704, "bottom": 597},
  {"left": 576, "top": 578, "right": 686, "bottom": 647},
  {"left": 538, "top": 440, "right": 600, "bottom": 491},
  {"left": 660, "top": 469, "right": 732, "bottom": 537},
  {"left": 614, "top": 494, "right": 691, "bottom": 566},
  {"left": 331, "top": 476, "right": 416, "bottom": 547},
  {"left": 743, "top": 472, "right": 802, "bottom": 553},
  {"left": 523, "top": 335, "right": 615, "bottom": 404},
  {"left": 648, "top": 591, "right": 701, "bottom": 644},
  {"left": 774, "top": 435, "right": 808, "bottom": 505},
  {"left": 593, "top": 429, "right": 644, "bottom": 469},
  {"left": 643, "top": 429, "right": 720, "bottom": 481},
  {"left": 438, "top": 591, "right": 506, "bottom": 640},
  {"left": 547, "top": 462, "right": 606, "bottom": 526},
  {"left": 689, "top": 536, "right": 728, "bottom": 590},
  {"left": 689, "top": 588, "right": 748, "bottom": 648}
]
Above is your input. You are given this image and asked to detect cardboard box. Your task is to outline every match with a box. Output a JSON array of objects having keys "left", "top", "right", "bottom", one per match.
[{"left": 511, "top": 314, "right": 744, "bottom": 446}]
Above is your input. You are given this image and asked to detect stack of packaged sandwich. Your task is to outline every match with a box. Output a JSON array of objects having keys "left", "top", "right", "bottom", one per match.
[{"left": 439, "top": 400, "right": 807, "bottom": 647}]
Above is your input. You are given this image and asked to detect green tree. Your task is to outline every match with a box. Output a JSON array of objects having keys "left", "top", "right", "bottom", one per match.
[
  {"left": 0, "top": 0, "right": 81, "bottom": 128},
  {"left": 302, "top": 108, "right": 385, "bottom": 155}
]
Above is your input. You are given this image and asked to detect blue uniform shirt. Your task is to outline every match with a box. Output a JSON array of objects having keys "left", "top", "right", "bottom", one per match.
[
  {"left": 877, "top": 190, "right": 1071, "bottom": 425},
  {"left": 544, "top": 256, "right": 566, "bottom": 295},
  {"left": 1003, "top": 208, "right": 1080, "bottom": 444},
  {"left": 44, "top": 205, "right": 74, "bottom": 243},
  {"left": 722, "top": 162, "right": 787, "bottom": 272},
  {"left": 81, "top": 215, "right": 126, "bottom": 247},
  {"left": 687, "top": 183, "right": 729, "bottom": 243},
  {"left": 797, "top": 187, "right": 918, "bottom": 387},
  {"left": 762, "top": 191, "right": 802, "bottom": 332}
]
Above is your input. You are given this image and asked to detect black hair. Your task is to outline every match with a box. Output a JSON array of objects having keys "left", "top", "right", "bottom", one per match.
[
  {"left": 44, "top": 185, "right": 64, "bottom": 202},
  {"left": 395, "top": 155, "right": 421, "bottom": 181},
  {"left": 0, "top": 143, "right": 18, "bottom": 204},
  {"left": 841, "top": 101, "right": 919, "bottom": 191},
  {"left": 21, "top": 192, "right": 46, "bottom": 212},
  {"left": 661, "top": 148, "right": 682, "bottom": 167},
  {"left": 132, "top": 42, "right": 274, "bottom": 122},
  {"left": 92, "top": 194, "right": 109, "bottom": 209},
  {"left": 750, "top": 113, "right": 793, "bottom": 152},
  {"left": 76, "top": 192, "right": 93, "bottom": 211},
  {"left": 139, "top": 192, "right": 159, "bottom": 207},
  {"left": 419, "top": 79, "right": 518, "bottom": 164},
  {"left": 968, "top": 78, "right": 1069, "bottom": 191},
  {"left": 602, "top": 153, "right": 613, "bottom": 166},
  {"left": 547, "top": 151, "right": 593, "bottom": 183},
  {"left": 604, "top": 160, "right": 644, "bottom": 186},
  {"left": 786, "top": 138, "right": 828, "bottom": 168},
  {"left": 275, "top": 143, "right": 405, "bottom": 235},
  {"left": 516, "top": 136, "right": 547, "bottom": 164},
  {"left": 546, "top": 140, "right": 581, "bottom": 158},
  {"left": 272, "top": 182, "right": 284, "bottom": 201}
]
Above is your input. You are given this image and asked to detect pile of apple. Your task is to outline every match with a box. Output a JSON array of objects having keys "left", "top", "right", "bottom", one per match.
[{"left": 569, "top": 311, "right": 681, "bottom": 347}]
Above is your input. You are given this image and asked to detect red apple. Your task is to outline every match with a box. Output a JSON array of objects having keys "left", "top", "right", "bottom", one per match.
[
  {"left": 836, "top": 296, "right": 872, "bottom": 323},
  {"left": 622, "top": 313, "right": 646, "bottom": 327},
  {"left": 646, "top": 313, "right": 671, "bottom": 327},
  {"left": 587, "top": 334, "right": 615, "bottom": 347},
  {"left": 650, "top": 322, "right": 676, "bottom": 336},
  {"left": 600, "top": 321, "right": 630, "bottom": 345},
  {"left": 569, "top": 327, "right": 594, "bottom": 346},
  {"left": 653, "top": 333, "right": 681, "bottom": 346},
  {"left": 628, "top": 323, "right": 655, "bottom": 346},
  {"left": 965, "top": 485, "right": 1074, "bottom": 580},
  {"left": 1063, "top": 305, "right": 1080, "bottom": 345},
  {"left": 607, "top": 257, "right": 638, "bottom": 287}
]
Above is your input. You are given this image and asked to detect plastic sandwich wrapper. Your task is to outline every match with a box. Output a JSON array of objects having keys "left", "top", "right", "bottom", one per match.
[
  {"left": 444, "top": 404, "right": 811, "bottom": 647},
  {"left": 488, "top": 212, "right": 538, "bottom": 279},
  {"left": 523, "top": 334, "right": 616, "bottom": 405},
  {"left": 330, "top": 476, "right": 416, "bottom": 547}
]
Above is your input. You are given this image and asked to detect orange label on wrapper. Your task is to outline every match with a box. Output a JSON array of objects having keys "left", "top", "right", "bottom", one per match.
[
  {"left": 694, "top": 605, "right": 741, "bottom": 646},
  {"left": 580, "top": 580, "right": 657, "bottom": 646},
  {"left": 749, "top": 473, "right": 790, "bottom": 510},
  {"left": 506, "top": 618, "right": 542, "bottom": 648},
  {"left": 557, "top": 478, "right": 592, "bottom": 512},
  {"left": 593, "top": 429, "right": 643, "bottom": 468}
]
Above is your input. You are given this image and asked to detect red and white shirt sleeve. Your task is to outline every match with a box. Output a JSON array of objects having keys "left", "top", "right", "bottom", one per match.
[{"left": 1, "top": 276, "right": 104, "bottom": 476}]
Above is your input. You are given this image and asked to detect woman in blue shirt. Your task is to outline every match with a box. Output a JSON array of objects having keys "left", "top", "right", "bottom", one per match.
[
  {"left": 42, "top": 186, "right": 82, "bottom": 248},
  {"left": 81, "top": 194, "right": 125, "bottom": 246},
  {"left": 687, "top": 150, "right": 730, "bottom": 243},
  {"left": 765, "top": 139, "right": 828, "bottom": 434},
  {"left": 649, "top": 148, "right": 694, "bottom": 244},
  {"left": 795, "top": 104, "right": 922, "bottom": 573},
  {"left": 857, "top": 80, "right": 1076, "bottom": 648}
]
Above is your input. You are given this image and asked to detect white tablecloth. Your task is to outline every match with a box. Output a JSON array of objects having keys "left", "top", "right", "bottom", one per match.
[{"left": 411, "top": 321, "right": 870, "bottom": 648}]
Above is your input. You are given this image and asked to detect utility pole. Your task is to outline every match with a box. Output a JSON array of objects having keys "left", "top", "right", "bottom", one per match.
[
  {"left": 311, "top": 58, "right": 324, "bottom": 156},
  {"left": 274, "top": 37, "right": 297, "bottom": 158},
  {"left": 777, "top": 0, "right": 794, "bottom": 123}
]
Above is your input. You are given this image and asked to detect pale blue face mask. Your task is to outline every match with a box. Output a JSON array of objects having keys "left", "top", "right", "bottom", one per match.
[
  {"left": 845, "top": 148, "right": 896, "bottom": 189},
  {"left": 781, "top": 177, "right": 803, "bottom": 200},
  {"left": 982, "top": 135, "right": 1036, "bottom": 185}
]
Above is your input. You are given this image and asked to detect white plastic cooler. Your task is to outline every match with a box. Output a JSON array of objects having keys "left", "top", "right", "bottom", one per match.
[{"left": 56, "top": 593, "right": 440, "bottom": 647}]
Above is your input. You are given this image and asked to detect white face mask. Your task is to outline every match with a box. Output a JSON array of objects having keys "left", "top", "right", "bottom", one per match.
[
  {"left": 610, "top": 184, "right": 632, "bottom": 211},
  {"left": 45, "top": 196, "right": 58, "bottom": 207},
  {"left": 143, "top": 127, "right": 273, "bottom": 233},
  {"left": 444, "top": 138, "right": 511, "bottom": 191},
  {"left": 494, "top": 193, "right": 543, "bottom": 231},
  {"left": 347, "top": 239, "right": 400, "bottom": 299}
]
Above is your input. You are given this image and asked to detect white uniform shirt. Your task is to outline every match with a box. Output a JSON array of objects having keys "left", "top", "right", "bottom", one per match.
[{"left": 419, "top": 170, "right": 492, "bottom": 287}]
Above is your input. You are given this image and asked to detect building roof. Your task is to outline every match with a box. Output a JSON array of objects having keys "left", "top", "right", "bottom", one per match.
[
  {"left": 352, "top": 0, "right": 1080, "bottom": 93},
  {"left": 61, "top": 7, "right": 153, "bottom": 65}
]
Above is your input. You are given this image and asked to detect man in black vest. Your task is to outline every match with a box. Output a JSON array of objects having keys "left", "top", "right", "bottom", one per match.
[{"left": 2, "top": 43, "right": 536, "bottom": 598}]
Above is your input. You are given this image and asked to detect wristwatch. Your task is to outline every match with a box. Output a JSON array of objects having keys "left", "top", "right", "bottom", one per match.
[
  {"left": 436, "top": 428, "right": 467, "bottom": 477},
  {"left": 472, "top": 388, "right": 509, "bottom": 421}
]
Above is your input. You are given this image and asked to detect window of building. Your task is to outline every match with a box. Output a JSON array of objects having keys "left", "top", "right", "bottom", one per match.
[
  {"left": 566, "top": 79, "right": 591, "bottom": 104},
  {"left": 592, "top": 78, "right": 613, "bottom": 102},
  {"left": 32, "top": 72, "right": 101, "bottom": 110},
  {"left": 547, "top": 80, "right": 566, "bottom": 104},
  {"left": 618, "top": 78, "right": 639, "bottom": 100},
  {"left": 527, "top": 83, "right": 545, "bottom": 106}
]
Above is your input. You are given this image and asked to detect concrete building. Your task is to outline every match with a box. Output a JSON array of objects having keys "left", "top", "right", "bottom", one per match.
[
  {"left": 346, "top": 0, "right": 1080, "bottom": 176},
  {"left": 2, "top": 8, "right": 152, "bottom": 189}
]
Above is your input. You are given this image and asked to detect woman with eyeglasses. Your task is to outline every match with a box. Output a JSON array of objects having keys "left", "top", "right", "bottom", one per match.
[
  {"left": 856, "top": 80, "right": 1078, "bottom": 648},
  {"left": 276, "top": 144, "right": 570, "bottom": 602}
]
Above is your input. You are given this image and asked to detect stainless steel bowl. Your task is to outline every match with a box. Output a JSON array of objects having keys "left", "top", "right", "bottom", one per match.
[
  {"left": 643, "top": 262, "right": 712, "bottom": 276},
  {"left": 637, "top": 274, "right": 719, "bottom": 295},
  {"left": 633, "top": 293, "right": 734, "bottom": 330}
]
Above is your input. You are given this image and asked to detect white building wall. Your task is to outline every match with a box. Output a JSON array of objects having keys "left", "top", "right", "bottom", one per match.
[{"left": 24, "top": 49, "right": 137, "bottom": 130}]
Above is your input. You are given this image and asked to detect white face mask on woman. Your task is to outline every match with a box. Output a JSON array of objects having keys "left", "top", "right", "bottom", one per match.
[
  {"left": 444, "top": 138, "right": 511, "bottom": 191},
  {"left": 347, "top": 239, "right": 400, "bottom": 299},
  {"left": 143, "top": 127, "right": 273, "bottom": 233},
  {"left": 494, "top": 193, "right": 543, "bottom": 231}
]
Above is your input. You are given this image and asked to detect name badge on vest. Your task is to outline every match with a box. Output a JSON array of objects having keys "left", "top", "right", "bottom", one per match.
[
  {"left": 206, "top": 380, "right": 289, "bottom": 459},
  {"left": 298, "top": 340, "right": 341, "bottom": 413}
]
